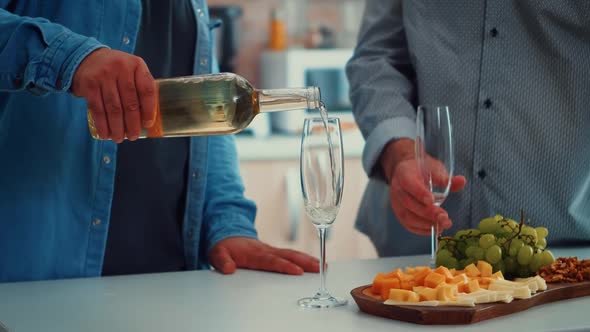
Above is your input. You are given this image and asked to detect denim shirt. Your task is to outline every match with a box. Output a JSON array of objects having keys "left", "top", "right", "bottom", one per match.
[{"left": 0, "top": 0, "right": 257, "bottom": 282}]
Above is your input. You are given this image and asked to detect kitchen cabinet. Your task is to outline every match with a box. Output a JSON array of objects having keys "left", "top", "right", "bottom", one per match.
[{"left": 238, "top": 157, "right": 378, "bottom": 260}]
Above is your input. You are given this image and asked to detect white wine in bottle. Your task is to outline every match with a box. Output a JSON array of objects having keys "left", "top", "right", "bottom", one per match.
[{"left": 87, "top": 72, "right": 321, "bottom": 139}]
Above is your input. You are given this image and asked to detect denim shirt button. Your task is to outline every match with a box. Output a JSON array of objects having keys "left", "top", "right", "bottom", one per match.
[
  {"left": 92, "top": 218, "right": 101, "bottom": 226},
  {"left": 196, "top": 8, "right": 204, "bottom": 17},
  {"left": 122, "top": 36, "right": 130, "bottom": 45},
  {"left": 103, "top": 156, "right": 111, "bottom": 164},
  {"left": 200, "top": 58, "right": 208, "bottom": 66}
]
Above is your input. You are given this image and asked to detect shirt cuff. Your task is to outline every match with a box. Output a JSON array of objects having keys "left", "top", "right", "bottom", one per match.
[
  {"left": 25, "top": 31, "right": 107, "bottom": 95},
  {"left": 205, "top": 213, "right": 259, "bottom": 254},
  {"left": 363, "top": 116, "right": 416, "bottom": 179}
]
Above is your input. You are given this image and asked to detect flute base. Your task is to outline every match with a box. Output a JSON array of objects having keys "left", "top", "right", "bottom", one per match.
[{"left": 298, "top": 291, "right": 348, "bottom": 308}]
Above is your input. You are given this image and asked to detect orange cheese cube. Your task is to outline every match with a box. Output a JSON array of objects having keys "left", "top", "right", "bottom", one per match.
[
  {"left": 386, "top": 268, "right": 404, "bottom": 279},
  {"left": 379, "top": 278, "right": 402, "bottom": 300},
  {"left": 436, "top": 284, "right": 457, "bottom": 301},
  {"left": 452, "top": 269, "right": 465, "bottom": 276},
  {"left": 457, "top": 282, "right": 469, "bottom": 294},
  {"left": 491, "top": 271, "right": 504, "bottom": 280},
  {"left": 413, "top": 267, "right": 433, "bottom": 286},
  {"left": 400, "top": 279, "right": 417, "bottom": 290},
  {"left": 477, "top": 260, "right": 493, "bottom": 277},
  {"left": 450, "top": 273, "right": 469, "bottom": 285},
  {"left": 464, "top": 263, "right": 481, "bottom": 277},
  {"left": 389, "top": 289, "right": 420, "bottom": 302},
  {"left": 407, "top": 292, "right": 420, "bottom": 303},
  {"left": 474, "top": 277, "right": 492, "bottom": 289},
  {"left": 413, "top": 286, "right": 438, "bottom": 301},
  {"left": 424, "top": 272, "right": 446, "bottom": 288},
  {"left": 477, "top": 277, "right": 493, "bottom": 285},
  {"left": 433, "top": 266, "right": 454, "bottom": 281},
  {"left": 414, "top": 266, "right": 431, "bottom": 273},
  {"left": 466, "top": 279, "right": 481, "bottom": 293},
  {"left": 371, "top": 273, "right": 387, "bottom": 294}
]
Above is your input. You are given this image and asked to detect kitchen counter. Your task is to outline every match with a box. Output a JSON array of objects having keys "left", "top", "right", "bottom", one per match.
[
  {"left": 0, "top": 247, "right": 589, "bottom": 332},
  {"left": 235, "top": 129, "right": 365, "bottom": 161}
]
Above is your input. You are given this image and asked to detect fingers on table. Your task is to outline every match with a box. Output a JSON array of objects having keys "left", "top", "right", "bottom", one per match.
[
  {"left": 209, "top": 246, "right": 237, "bottom": 274},
  {"left": 275, "top": 248, "right": 320, "bottom": 273},
  {"left": 243, "top": 252, "right": 305, "bottom": 275}
]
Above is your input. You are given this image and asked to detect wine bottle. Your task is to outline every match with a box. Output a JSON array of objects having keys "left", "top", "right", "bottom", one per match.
[{"left": 87, "top": 72, "right": 321, "bottom": 139}]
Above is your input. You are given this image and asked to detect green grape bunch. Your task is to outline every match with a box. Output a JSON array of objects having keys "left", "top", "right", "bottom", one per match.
[{"left": 435, "top": 210, "right": 555, "bottom": 279}]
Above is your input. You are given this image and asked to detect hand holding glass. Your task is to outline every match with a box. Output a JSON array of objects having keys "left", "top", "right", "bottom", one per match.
[
  {"left": 298, "top": 117, "right": 347, "bottom": 308},
  {"left": 415, "top": 105, "right": 454, "bottom": 266}
]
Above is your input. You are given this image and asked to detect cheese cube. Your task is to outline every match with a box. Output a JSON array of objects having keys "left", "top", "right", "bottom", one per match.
[
  {"left": 433, "top": 266, "right": 454, "bottom": 281},
  {"left": 379, "top": 278, "right": 402, "bottom": 300},
  {"left": 436, "top": 284, "right": 457, "bottom": 301},
  {"left": 401, "top": 279, "right": 416, "bottom": 290},
  {"left": 388, "top": 289, "right": 420, "bottom": 302},
  {"left": 424, "top": 272, "right": 446, "bottom": 288},
  {"left": 464, "top": 263, "right": 481, "bottom": 277},
  {"left": 450, "top": 273, "right": 469, "bottom": 285},
  {"left": 413, "top": 286, "right": 438, "bottom": 301},
  {"left": 466, "top": 279, "right": 481, "bottom": 293},
  {"left": 477, "top": 260, "right": 493, "bottom": 277},
  {"left": 413, "top": 267, "right": 432, "bottom": 287},
  {"left": 384, "top": 268, "right": 404, "bottom": 279}
]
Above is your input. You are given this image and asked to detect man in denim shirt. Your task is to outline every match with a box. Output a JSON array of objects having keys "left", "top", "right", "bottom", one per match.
[{"left": 0, "top": 0, "right": 319, "bottom": 282}]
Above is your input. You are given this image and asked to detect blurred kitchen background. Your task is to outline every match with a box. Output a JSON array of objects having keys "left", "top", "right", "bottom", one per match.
[{"left": 209, "top": 0, "right": 377, "bottom": 260}]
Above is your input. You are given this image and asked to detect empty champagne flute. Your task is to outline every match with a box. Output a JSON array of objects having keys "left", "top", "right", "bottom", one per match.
[
  {"left": 298, "top": 117, "right": 347, "bottom": 308},
  {"left": 415, "top": 105, "right": 454, "bottom": 267}
]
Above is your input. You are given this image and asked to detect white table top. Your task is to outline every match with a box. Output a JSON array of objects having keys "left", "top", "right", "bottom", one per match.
[{"left": 1, "top": 247, "right": 589, "bottom": 332}]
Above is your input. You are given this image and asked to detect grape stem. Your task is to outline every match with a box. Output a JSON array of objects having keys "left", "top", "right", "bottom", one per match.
[{"left": 501, "top": 209, "right": 545, "bottom": 254}]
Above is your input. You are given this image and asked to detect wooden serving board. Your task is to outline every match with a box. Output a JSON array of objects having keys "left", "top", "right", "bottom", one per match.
[{"left": 351, "top": 281, "right": 590, "bottom": 325}]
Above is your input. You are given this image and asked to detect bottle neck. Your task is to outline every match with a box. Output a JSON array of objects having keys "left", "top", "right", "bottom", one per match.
[{"left": 256, "top": 87, "right": 321, "bottom": 113}]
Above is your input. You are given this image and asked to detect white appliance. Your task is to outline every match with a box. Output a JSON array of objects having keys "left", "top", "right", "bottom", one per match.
[{"left": 259, "top": 48, "right": 356, "bottom": 134}]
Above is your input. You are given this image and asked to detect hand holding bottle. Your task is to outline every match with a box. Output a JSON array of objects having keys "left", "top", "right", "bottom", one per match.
[
  {"left": 72, "top": 48, "right": 156, "bottom": 143},
  {"left": 380, "top": 139, "right": 467, "bottom": 235}
]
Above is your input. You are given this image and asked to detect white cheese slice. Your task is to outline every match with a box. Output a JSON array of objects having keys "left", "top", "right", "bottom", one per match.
[
  {"left": 383, "top": 299, "right": 475, "bottom": 307},
  {"left": 457, "top": 289, "right": 514, "bottom": 304},
  {"left": 384, "top": 300, "right": 439, "bottom": 306},
  {"left": 488, "top": 283, "right": 531, "bottom": 299},
  {"left": 499, "top": 278, "right": 537, "bottom": 293}
]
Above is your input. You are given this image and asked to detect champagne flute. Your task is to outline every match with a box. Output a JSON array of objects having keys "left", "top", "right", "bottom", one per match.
[
  {"left": 415, "top": 105, "right": 454, "bottom": 267},
  {"left": 298, "top": 117, "right": 347, "bottom": 308}
]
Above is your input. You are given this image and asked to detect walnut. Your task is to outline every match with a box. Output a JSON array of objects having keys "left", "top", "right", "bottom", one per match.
[{"left": 538, "top": 257, "right": 590, "bottom": 283}]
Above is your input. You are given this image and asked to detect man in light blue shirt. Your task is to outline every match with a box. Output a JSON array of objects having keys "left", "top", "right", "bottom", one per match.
[
  {"left": 0, "top": 0, "right": 319, "bottom": 282},
  {"left": 347, "top": 0, "right": 590, "bottom": 256}
]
